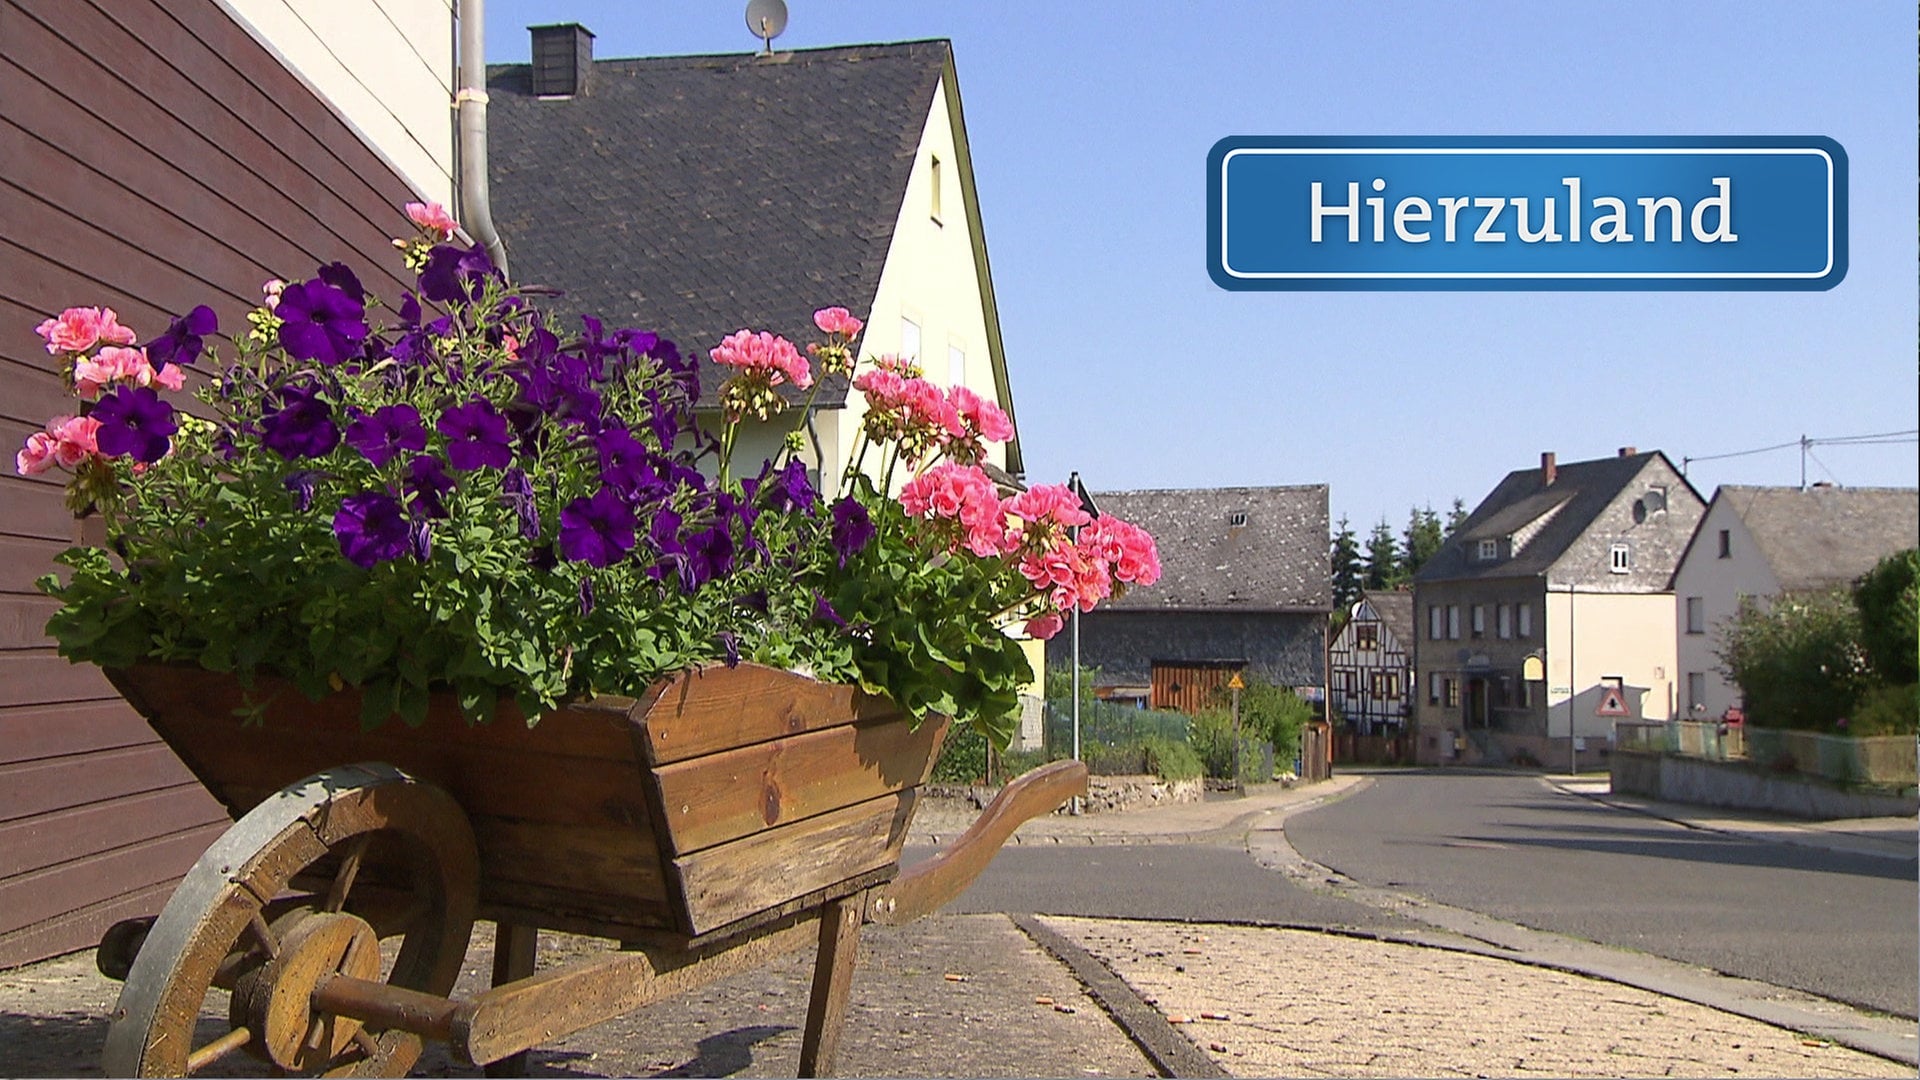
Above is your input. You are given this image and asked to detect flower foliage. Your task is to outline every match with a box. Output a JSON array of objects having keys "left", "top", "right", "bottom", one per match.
[{"left": 25, "top": 205, "right": 1159, "bottom": 747}]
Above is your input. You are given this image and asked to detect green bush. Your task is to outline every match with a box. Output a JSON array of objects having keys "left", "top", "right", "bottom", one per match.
[
  {"left": 1187, "top": 707, "right": 1270, "bottom": 781},
  {"left": 1231, "top": 674, "right": 1314, "bottom": 759},
  {"left": 1716, "top": 589, "right": 1869, "bottom": 729},
  {"left": 1140, "top": 736, "right": 1203, "bottom": 783},
  {"left": 931, "top": 724, "right": 989, "bottom": 784},
  {"left": 1080, "top": 741, "right": 1147, "bottom": 776},
  {"left": 1854, "top": 548, "right": 1918, "bottom": 685},
  {"left": 1847, "top": 683, "right": 1919, "bottom": 736}
]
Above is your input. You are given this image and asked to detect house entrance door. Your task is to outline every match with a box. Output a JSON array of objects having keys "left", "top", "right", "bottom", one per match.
[{"left": 1465, "top": 677, "right": 1489, "bottom": 727}]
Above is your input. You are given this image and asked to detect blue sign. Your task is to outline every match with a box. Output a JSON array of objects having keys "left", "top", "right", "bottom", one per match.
[{"left": 1207, "top": 136, "right": 1846, "bottom": 290}]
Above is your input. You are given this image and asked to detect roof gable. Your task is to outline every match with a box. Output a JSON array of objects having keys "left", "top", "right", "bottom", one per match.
[
  {"left": 1357, "top": 589, "right": 1416, "bottom": 648},
  {"left": 486, "top": 41, "right": 950, "bottom": 409},
  {"left": 1418, "top": 451, "right": 1690, "bottom": 583},
  {"left": 1720, "top": 485, "right": 1919, "bottom": 592},
  {"left": 1094, "top": 486, "right": 1331, "bottom": 611}
]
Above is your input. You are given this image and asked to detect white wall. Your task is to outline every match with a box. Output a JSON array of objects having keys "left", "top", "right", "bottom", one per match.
[
  {"left": 1545, "top": 591, "right": 1678, "bottom": 739},
  {"left": 828, "top": 74, "right": 1007, "bottom": 492},
  {"left": 221, "top": 0, "right": 456, "bottom": 206},
  {"left": 1671, "top": 497, "right": 1780, "bottom": 721}
]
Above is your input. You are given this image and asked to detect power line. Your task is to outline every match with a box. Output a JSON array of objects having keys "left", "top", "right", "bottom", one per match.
[{"left": 1681, "top": 429, "right": 1919, "bottom": 482}]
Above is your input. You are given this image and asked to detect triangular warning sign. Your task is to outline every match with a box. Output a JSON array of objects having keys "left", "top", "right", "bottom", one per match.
[{"left": 1595, "top": 686, "right": 1629, "bottom": 717}]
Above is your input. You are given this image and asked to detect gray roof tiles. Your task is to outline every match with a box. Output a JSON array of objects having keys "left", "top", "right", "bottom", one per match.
[
  {"left": 486, "top": 41, "right": 952, "bottom": 409},
  {"left": 1417, "top": 452, "right": 1677, "bottom": 583},
  {"left": 1093, "top": 486, "right": 1331, "bottom": 612},
  {"left": 1720, "top": 485, "right": 1919, "bottom": 592},
  {"left": 1360, "top": 589, "right": 1416, "bottom": 648}
]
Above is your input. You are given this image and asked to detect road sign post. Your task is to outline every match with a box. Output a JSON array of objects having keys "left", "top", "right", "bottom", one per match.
[{"left": 1229, "top": 672, "right": 1246, "bottom": 795}]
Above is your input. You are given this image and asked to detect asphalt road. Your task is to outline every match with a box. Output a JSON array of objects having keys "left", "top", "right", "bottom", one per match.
[
  {"left": 1283, "top": 769, "right": 1920, "bottom": 1019},
  {"left": 921, "top": 839, "right": 1416, "bottom": 931}
]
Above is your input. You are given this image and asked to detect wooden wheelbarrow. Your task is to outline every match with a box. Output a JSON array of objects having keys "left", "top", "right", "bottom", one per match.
[{"left": 94, "top": 662, "right": 1086, "bottom": 1077}]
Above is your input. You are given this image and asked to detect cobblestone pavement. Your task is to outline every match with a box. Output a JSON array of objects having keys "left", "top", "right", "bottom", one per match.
[
  {"left": 0, "top": 916, "right": 1155, "bottom": 1078},
  {"left": 1040, "top": 916, "right": 1915, "bottom": 1079}
]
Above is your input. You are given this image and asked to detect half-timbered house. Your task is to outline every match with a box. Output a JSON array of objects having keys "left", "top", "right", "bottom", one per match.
[{"left": 1328, "top": 590, "right": 1415, "bottom": 735}]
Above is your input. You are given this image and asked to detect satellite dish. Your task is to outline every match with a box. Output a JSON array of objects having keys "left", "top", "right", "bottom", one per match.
[{"left": 746, "top": 0, "right": 787, "bottom": 53}]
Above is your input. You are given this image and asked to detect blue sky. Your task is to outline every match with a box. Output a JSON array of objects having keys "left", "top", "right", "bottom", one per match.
[{"left": 485, "top": 2, "right": 1918, "bottom": 537}]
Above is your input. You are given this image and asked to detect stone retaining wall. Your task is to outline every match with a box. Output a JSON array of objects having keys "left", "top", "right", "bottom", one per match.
[
  {"left": 927, "top": 773, "right": 1203, "bottom": 815},
  {"left": 1611, "top": 750, "right": 1919, "bottom": 819}
]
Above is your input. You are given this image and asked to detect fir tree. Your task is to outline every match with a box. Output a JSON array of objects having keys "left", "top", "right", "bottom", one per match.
[
  {"left": 1330, "top": 516, "right": 1364, "bottom": 611},
  {"left": 1364, "top": 519, "right": 1400, "bottom": 590},
  {"left": 1402, "top": 504, "right": 1444, "bottom": 580}
]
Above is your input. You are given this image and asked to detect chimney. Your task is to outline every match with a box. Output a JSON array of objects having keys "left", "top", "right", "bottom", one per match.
[
  {"left": 529, "top": 23, "right": 594, "bottom": 98},
  {"left": 1618, "top": 446, "right": 1637, "bottom": 458},
  {"left": 1541, "top": 451, "right": 1557, "bottom": 487}
]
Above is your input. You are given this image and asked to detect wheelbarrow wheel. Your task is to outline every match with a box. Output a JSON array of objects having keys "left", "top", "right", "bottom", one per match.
[{"left": 104, "top": 763, "right": 478, "bottom": 1077}]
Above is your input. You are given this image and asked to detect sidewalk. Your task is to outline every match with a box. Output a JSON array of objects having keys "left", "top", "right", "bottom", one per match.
[{"left": 1543, "top": 774, "right": 1919, "bottom": 862}]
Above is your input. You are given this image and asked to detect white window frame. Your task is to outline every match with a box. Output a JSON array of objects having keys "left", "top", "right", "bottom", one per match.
[
  {"left": 1496, "top": 603, "right": 1512, "bottom": 639},
  {"left": 1610, "top": 544, "right": 1631, "bottom": 574},
  {"left": 900, "top": 315, "right": 922, "bottom": 364},
  {"left": 1686, "top": 672, "right": 1707, "bottom": 714},
  {"left": 1429, "top": 605, "right": 1443, "bottom": 640},
  {"left": 1446, "top": 605, "right": 1460, "bottom": 640},
  {"left": 1685, "top": 596, "right": 1705, "bottom": 634},
  {"left": 1428, "top": 672, "right": 1442, "bottom": 705},
  {"left": 1518, "top": 602, "right": 1533, "bottom": 638},
  {"left": 1470, "top": 604, "right": 1486, "bottom": 637},
  {"left": 1476, "top": 538, "right": 1499, "bottom": 561}
]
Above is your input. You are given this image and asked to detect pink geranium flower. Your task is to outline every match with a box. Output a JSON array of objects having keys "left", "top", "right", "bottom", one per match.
[
  {"left": 15, "top": 431, "right": 56, "bottom": 476},
  {"left": 1024, "top": 611, "right": 1065, "bottom": 640},
  {"left": 709, "top": 329, "right": 813, "bottom": 390},
  {"left": 405, "top": 201, "right": 459, "bottom": 235},
  {"left": 36, "top": 307, "right": 136, "bottom": 355},
  {"left": 74, "top": 346, "right": 158, "bottom": 400},
  {"left": 812, "top": 306, "right": 864, "bottom": 337},
  {"left": 1085, "top": 516, "right": 1162, "bottom": 586}
]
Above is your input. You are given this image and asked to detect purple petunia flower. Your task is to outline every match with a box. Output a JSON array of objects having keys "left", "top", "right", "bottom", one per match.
[
  {"left": 146, "top": 305, "right": 217, "bottom": 372},
  {"left": 830, "top": 497, "right": 874, "bottom": 566},
  {"left": 595, "top": 426, "right": 664, "bottom": 498},
  {"left": 578, "top": 576, "right": 595, "bottom": 616},
  {"left": 334, "top": 490, "right": 411, "bottom": 568},
  {"left": 813, "top": 592, "right": 847, "bottom": 628},
  {"left": 403, "top": 454, "right": 455, "bottom": 518},
  {"left": 558, "top": 489, "right": 636, "bottom": 568},
  {"left": 260, "top": 384, "right": 340, "bottom": 461},
  {"left": 282, "top": 469, "right": 326, "bottom": 512},
  {"left": 716, "top": 630, "right": 741, "bottom": 668},
  {"left": 418, "top": 242, "right": 499, "bottom": 305},
  {"left": 345, "top": 404, "right": 427, "bottom": 467},
  {"left": 682, "top": 524, "right": 735, "bottom": 588},
  {"left": 92, "top": 385, "right": 177, "bottom": 463},
  {"left": 765, "top": 458, "right": 817, "bottom": 515},
  {"left": 437, "top": 398, "right": 513, "bottom": 471},
  {"left": 316, "top": 262, "right": 365, "bottom": 305},
  {"left": 500, "top": 468, "right": 540, "bottom": 539},
  {"left": 276, "top": 280, "right": 368, "bottom": 366},
  {"left": 408, "top": 517, "right": 433, "bottom": 562}
]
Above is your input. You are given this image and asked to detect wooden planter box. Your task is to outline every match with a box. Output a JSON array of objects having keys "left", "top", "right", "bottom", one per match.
[{"left": 108, "top": 662, "right": 948, "bottom": 942}]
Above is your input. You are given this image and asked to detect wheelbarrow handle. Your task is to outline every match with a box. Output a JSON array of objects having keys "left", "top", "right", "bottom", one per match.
[{"left": 867, "top": 759, "right": 1088, "bottom": 926}]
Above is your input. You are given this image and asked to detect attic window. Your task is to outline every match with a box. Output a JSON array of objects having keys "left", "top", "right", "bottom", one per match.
[
  {"left": 930, "top": 155, "right": 943, "bottom": 223},
  {"left": 1476, "top": 538, "right": 1499, "bottom": 561},
  {"left": 1227, "top": 510, "right": 1248, "bottom": 528},
  {"left": 1610, "top": 543, "right": 1631, "bottom": 574}
]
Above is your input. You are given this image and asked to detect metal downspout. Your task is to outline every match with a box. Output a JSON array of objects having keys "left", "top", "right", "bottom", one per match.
[{"left": 456, "top": 0, "right": 509, "bottom": 278}]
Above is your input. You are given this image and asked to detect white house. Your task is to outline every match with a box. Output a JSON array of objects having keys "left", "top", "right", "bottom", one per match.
[{"left": 1671, "top": 484, "right": 1919, "bottom": 721}]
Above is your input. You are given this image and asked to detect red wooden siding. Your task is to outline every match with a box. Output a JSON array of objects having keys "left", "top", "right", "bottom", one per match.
[{"left": 0, "top": 0, "right": 430, "bottom": 968}]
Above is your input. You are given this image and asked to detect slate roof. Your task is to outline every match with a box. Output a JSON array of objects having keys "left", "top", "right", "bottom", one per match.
[
  {"left": 1714, "top": 485, "right": 1919, "bottom": 592},
  {"left": 486, "top": 41, "right": 950, "bottom": 410},
  {"left": 1093, "top": 486, "right": 1331, "bottom": 612},
  {"left": 1416, "top": 451, "right": 1677, "bottom": 583},
  {"left": 1360, "top": 589, "right": 1416, "bottom": 649}
]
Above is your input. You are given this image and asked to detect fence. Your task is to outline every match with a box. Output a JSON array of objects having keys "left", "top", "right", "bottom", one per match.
[
  {"left": 1614, "top": 719, "right": 1745, "bottom": 762},
  {"left": 1043, "top": 699, "right": 1189, "bottom": 759},
  {"left": 1616, "top": 719, "right": 1915, "bottom": 787},
  {"left": 1744, "top": 729, "right": 1918, "bottom": 787}
]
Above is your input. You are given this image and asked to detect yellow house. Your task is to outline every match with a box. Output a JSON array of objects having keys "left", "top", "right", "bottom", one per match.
[{"left": 486, "top": 29, "right": 1044, "bottom": 726}]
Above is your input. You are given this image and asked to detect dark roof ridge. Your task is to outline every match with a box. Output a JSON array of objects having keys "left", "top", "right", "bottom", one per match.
[{"left": 490, "top": 38, "right": 952, "bottom": 72}]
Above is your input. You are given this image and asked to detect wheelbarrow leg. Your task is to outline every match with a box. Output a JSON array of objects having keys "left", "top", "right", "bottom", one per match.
[
  {"left": 483, "top": 922, "right": 538, "bottom": 1078},
  {"left": 797, "top": 891, "right": 864, "bottom": 1078}
]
